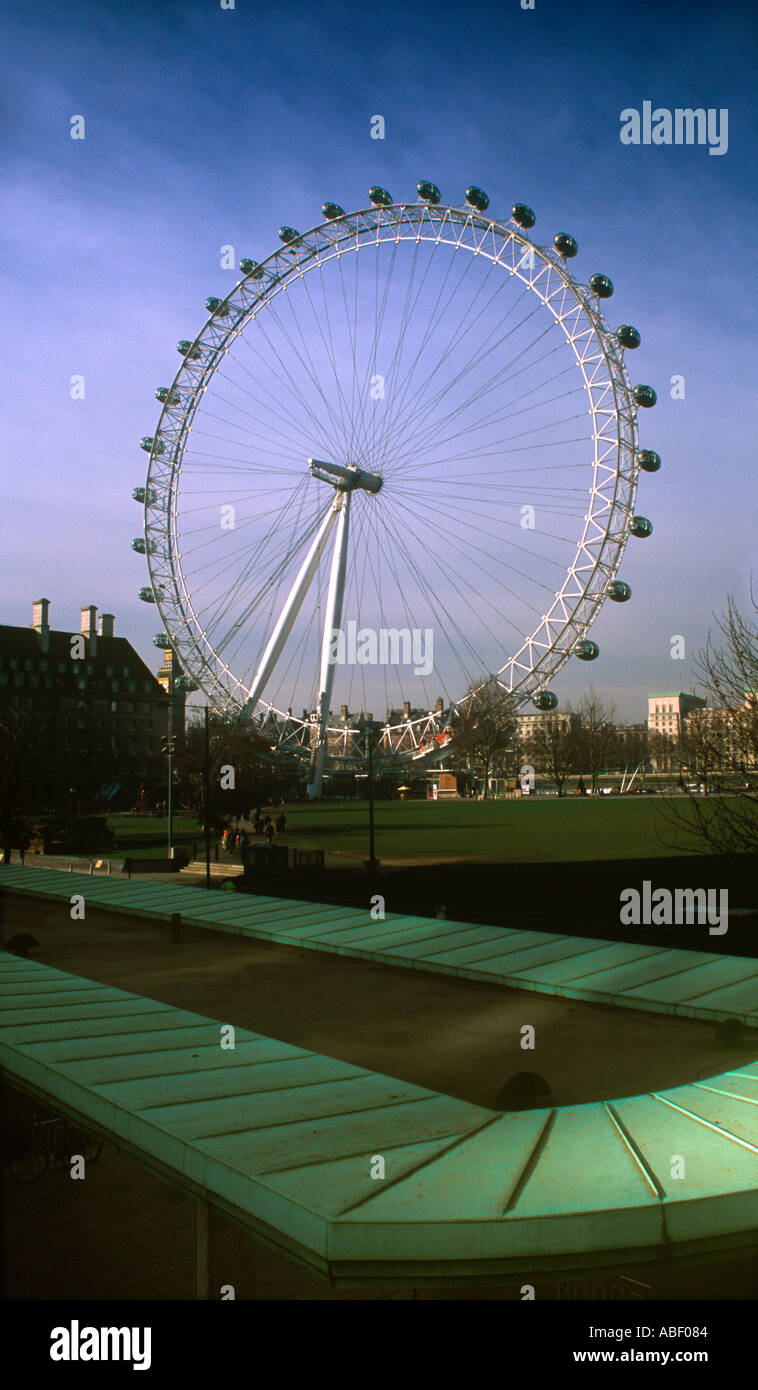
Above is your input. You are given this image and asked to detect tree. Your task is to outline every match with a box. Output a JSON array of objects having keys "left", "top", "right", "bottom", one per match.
[
  {"left": 663, "top": 588, "right": 758, "bottom": 854},
  {"left": 456, "top": 677, "right": 518, "bottom": 799},
  {"left": 175, "top": 711, "right": 278, "bottom": 825},
  {"left": 616, "top": 725, "right": 649, "bottom": 777},
  {"left": 526, "top": 712, "right": 577, "bottom": 797},
  {"left": 573, "top": 691, "right": 618, "bottom": 793},
  {"left": 677, "top": 710, "right": 726, "bottom": 794},
  {"left": 647, "top": 728, "right": 680, "bottom": 777}
]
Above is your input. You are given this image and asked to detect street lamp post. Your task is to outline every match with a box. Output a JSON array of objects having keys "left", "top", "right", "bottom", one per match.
[
  {"left": 167, "top": 694, "right": 174, "bottom": 858},
  {"left": 161, "top": 669, "right": 176, "bottom": 859},
  {"left": 203, "top": 705, "right": 211, "bottom": 889},
  {"left": 365, "top": 728, "right": 379, "bottom": 874}
]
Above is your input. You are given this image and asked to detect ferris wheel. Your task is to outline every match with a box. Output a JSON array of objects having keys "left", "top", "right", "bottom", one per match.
[{"left": 132, "top": 182, "right": 660, "bottom": 796}]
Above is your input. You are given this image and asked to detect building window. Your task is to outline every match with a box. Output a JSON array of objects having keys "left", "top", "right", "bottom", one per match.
[
  {"left": 57, "top": 662, "right": 66, "bottom": 674},
  {"left": 106, "top": 665, "right": 114, "bottom": 677},
  {"left": 122, "top": 667, "right": 131, "bottom": 678},
  {"left": 9, "top": 658, "right": 18, "bottom": 670}
]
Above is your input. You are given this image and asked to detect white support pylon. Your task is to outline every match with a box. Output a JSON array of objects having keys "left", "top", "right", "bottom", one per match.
[
  {"left": 307, "top": 488, "right": 351, "bottom": 799},
  {"left": 238, "top": 459, "right": 382, "bottom": 795},
  {"left": 239, "top": 499, "right": 340, "bottom": 722}
]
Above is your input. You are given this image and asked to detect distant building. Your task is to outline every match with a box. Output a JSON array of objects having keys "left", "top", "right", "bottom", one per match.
[
  {"left": 0, "top": 599, "right": 168, "bottom": 811},
  {"left": 614, "top": 722, "right": 648, "bottom": 760},
  {"left": 647, "top": 692, "right": 706, "bottom": 770},
  {"left": 685, "top": 693, "right": 758, "bottom": 775},
  {"left": 515, "top": 710, "right": 580, "bottom": 742}
]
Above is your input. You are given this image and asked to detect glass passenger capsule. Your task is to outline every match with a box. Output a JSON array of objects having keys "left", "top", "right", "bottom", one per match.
[
  {"left": 637, "top": 449, "right": 661, "bottom": 472},
  {"left": 321, "top": 202, "right": 345, "bottom": 220},
  {"left": 554, "top": 233, "right": 578, "bottom": 257},
  {"left": 177, "top": 341, "right": 202, "bottom": 359},
  {"left": 131, "top": 538, "right": 156, "bottom": 555},
  {"left": 368, "top": 186, "right": 393, "bottom": 207},
  {"left": 630, "top": 516, "right": 653, "bottom": 538},
  {"left": 533, "top": 691, "right": 558, "bottom": 711},
  {"left": 132, "top": 486, "right": 157, "bottom": 505},
  {"left": 607, "top": 580, "right": 632, "bottom": 602},
  {"left": 511, "top": 203, "right": 536, "bottom": 228},
  {"left": 239, "top": 259, "right": 264, "bottom": 278},
  {"left": 616, "top": 324, "right": 641, "bottom": 349},
  {"left": 633, "top": 384, "right": 657, "bottom": 408},
  {"left": 466, "top": 186, "right": 490, "bottom": 212},
  {"left": 153, "top": 633, "right": 172, "bottom": 648},
  {"left": 278, "top": 226, "right": 301, "bottom": 245},
  {"left": 417, "top": 181, "right": 441, "bottom": 204},
  {"left": 140, "top": 436, "right": 164, "bottom": 454},
  {"left": 589, "top": 273, "right": 614, "bottom": 297},
  {"left": 575, "top": 640, "right": 599, "bottom": 661}
]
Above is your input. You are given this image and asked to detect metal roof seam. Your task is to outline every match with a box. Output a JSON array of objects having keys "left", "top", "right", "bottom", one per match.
[
  {"left": 125, "top": 1069, "right": 378, "bottom": 1113},
  {"left": 603, "top": 1101, "right": 667, "bottom": 1199},
  {"left": 160, "top": 1093, "right": 444, "bottom": 1144},
  {"left": 693, "top": 1082, "right": 758, "bottom": 1105},
  {"left": 334, "top": 1112, "right": 506, "bottom": 1217},
  {"left": 499, "top": 1109, "right": 557, "bottom": 1216},
  {"left": 650, "top": 1092, "right": 758, "bottom": 1153},
  {"left": 252, "top": 1127, "right": 481, "bottom": 1181}
]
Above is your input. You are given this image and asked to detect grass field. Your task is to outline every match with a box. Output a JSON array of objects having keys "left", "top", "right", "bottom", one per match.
[
  {"left": 101, "top": 816, "right": 203, "bottom": 859},
  {"left": 101, "top": 797, "right": 752, "bottom": 864},
  {"left": 224, "top": 797, "right": 728, "bottom": 863}
]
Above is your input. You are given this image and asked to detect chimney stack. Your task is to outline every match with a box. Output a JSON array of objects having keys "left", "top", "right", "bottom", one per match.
[
  {"left": 100, "top": 613, "right": 115, "bottom": 637},
  {"left": 31, "top": 598, "right": 50, "bottom": 633},
  {"left": 403, "top": 700, "right": 411, "bottom": 719},
  {"left": 81, "top": 604, "right": 97, "bottom": 655},
  {"left": 31, "top": 597, "right": 51, "bottom": 653},
  {"left": 80, "top": 605, "right": 97, "bottom": 637},
  {"left": 435, "top": 696, "right": 444, "bottom": 713}
]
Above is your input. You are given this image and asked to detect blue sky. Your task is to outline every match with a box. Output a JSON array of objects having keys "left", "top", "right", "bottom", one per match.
[{"left": 2, "top": 0, "right": 756, "bottom": 721}]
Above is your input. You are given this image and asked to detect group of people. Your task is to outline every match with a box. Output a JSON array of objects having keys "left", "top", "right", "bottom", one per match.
[{"left": 221, "top": 807, "right": 287, "bottom": 855}]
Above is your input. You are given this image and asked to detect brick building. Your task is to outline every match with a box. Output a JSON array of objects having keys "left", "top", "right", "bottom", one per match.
[{"left": 0, "top": 599, "right": 169, "bottom": 812}]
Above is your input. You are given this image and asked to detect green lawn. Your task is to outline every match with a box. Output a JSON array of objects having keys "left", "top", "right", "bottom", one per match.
[
  {"left": 264, "top": 796, "right": 736, "bottom": 863},
  {"left": 98, "top": 798, "right": 749, "bottom": 864},
  {"left": 101, "top": 816, "right": 203, "bottom": 859}
]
